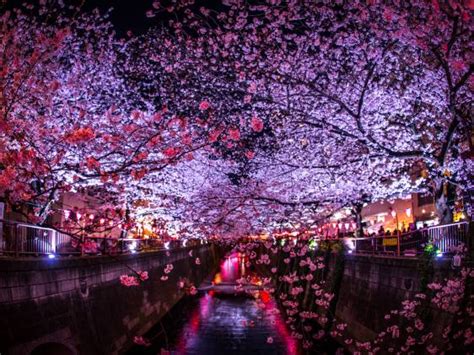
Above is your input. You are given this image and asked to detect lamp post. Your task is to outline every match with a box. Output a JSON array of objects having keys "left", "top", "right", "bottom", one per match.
[
  {"left": 391, "top": 209, "right": 400, "bottom": 256},
  {"left": 391, "top": 209, "right": 399, "bottom": 230}
]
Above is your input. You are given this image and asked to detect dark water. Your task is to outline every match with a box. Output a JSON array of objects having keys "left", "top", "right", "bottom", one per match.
[{"left": 128, "top": 253, "right": 298, "bottom": 355}]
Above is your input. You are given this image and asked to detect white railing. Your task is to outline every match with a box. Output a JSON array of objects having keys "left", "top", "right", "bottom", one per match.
[
  {"left": 339, "top": 221, "right": 471, "bottom": 257},
  {"left": 0, "top": 219, "right": 202, "bottom": 257},
  {"left": 0, "top": 220, "right": 78, "bottom": 256},
  {"left": 428, "top": 222, "right": 470, "bottom": 253}
]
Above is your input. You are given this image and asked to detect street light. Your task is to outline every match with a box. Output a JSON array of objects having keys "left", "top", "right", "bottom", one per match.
[{"left": 391, "top": 209, "right": 399, "bottom": 230}]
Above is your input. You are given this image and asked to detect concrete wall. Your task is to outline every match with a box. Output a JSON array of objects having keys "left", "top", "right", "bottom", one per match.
[
  {"left": 0, "top": 245, "right": 220, "bottom": 355},
  {"left": 334, "top": 254, "right": 455, "bottom": 341}
]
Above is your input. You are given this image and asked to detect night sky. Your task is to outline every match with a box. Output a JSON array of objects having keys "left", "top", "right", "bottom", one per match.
[
  {"left": 2, "top": 0, "right": 223, "bottom": 36},
  {"left": 100, "top": 0, "right": 223, "bottom": 35},
  {"left": 85, "top": 0, "right": 155, "bottom": 35}
]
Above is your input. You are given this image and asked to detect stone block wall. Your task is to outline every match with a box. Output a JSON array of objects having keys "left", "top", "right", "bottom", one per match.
[
  {"left": 334, "top": 255, "right": 455, "bottom": 341},
  {"left": 0, "top": 244, "right": 220, "bottom": 355}
]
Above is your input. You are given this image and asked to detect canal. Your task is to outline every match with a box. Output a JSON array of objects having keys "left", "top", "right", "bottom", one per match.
[{"left": 127, "top": 252, "right": 298, "bottom": 354}]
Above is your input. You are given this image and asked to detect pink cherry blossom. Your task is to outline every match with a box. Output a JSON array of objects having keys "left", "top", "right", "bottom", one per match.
[{"left": 250, "top": 116, "right": 264, "bottom": 132}]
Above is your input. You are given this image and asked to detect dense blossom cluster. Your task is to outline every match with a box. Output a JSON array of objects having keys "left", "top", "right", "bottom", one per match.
[
  {"left": 0, "top": 0, "right": 472, "bottom": 237},
  {"left": 2, "top": 1, "right": 472, "bottom": 353},
  {"left": 229, "top": 237, "right": 473, "bottom": 353}
]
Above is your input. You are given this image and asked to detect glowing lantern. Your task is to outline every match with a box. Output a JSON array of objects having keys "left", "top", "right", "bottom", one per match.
[
  {"left": 405, "top": 208, "right": 412, "bottom": 217},
  {"left": 344, "top": 223, "right": 350, "bottom": 230},
  {"left": 391, "top": 210, "right": 397, "bottom": 219}
]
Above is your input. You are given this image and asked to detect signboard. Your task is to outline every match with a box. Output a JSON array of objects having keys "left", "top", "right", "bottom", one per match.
[
  {"left": 453, "top": 211, "right": 465, "bottom": 222},
  {"left": 382, "top": 237, "right": 398, "bottom": 246}
]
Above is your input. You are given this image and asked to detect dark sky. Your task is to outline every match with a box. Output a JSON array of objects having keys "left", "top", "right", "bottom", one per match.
[
  {"left": 84, "top": 0, "right": 222, "bottom": 36},
  {"left": 2, "top": 0, "right": 224, "bottom": 37},
  {"left": 83, "top": 0, "right": 157, "bottom": 36}
]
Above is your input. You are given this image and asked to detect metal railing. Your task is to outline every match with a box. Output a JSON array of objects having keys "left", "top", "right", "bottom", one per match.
[
  {"left": 428, "top": 222, "right": 471, "bottom": 253},
  {"left": 341, "top": 221, "right": 471, "bottom": 257},
  {"left": 0, "top": 219, "right": 201, "bottom": 257}
]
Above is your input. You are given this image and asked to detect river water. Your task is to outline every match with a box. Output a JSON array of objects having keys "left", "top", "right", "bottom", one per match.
[{"left": 128, "top": 253, "right": 299, "bottom": 354}]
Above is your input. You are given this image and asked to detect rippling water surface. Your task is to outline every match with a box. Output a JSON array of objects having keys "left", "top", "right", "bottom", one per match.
[{"left": 128, "top": 253, "right": 299, "bottom": 355}]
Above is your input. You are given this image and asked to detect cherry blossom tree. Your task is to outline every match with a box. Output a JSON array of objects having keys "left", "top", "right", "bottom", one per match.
[
  {"left": 0, "top": 2, "right": 213, "bottom": 230},
  {"left": 1, "top": 0, "right": 472, "bottom": 235},
  {"left": 142, "top": 0, "right": 473, "bottom": 227}
]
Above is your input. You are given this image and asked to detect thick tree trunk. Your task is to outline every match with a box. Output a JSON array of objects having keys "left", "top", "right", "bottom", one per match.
[
  {"left": 352, "top": 203, "right": 364, "bottom": 237},
  {"left": 434, "top": 179, "right": 453, "bottom": 225}
]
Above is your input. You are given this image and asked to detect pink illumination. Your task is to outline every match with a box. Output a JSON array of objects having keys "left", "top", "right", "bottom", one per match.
[
  {"left": 220, "top": 253, "right": 245, "bottom": 282},
  {"left": 263, "top": 299, "right": 299, "bottom": 355}
]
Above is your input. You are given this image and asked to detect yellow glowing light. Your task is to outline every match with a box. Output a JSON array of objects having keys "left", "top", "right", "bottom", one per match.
[{"left": 213, "top": 273, "right": 222, "bottom": 285}]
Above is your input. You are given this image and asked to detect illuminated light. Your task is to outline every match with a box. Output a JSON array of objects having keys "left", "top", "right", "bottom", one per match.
[
  {"left": 89, "top": 214, "right": 94, "bottom": 220},
  {"left": 128, "top": 241, "right": 137, "bottom": 253},
  {"left": 352, "top": 223, "right": 357, "bottom": 229},
  {"left": 436, "top": 250, "right": 443, "bottom": 258},
  {"left": 109, "top": 220, "right": 114, "bottom": 226},
  {"left": 64, "top": 210, "right": 71, "bottom": 220},
  {"left": 213, "top": 272, "right": 222, "bottom": 284},
  {"left": 76, "top": 212, "right": 82, "bottom": 220},
  {"left": 338, "top": 223, "right": 342, "bottom": 229},
  {"left": 344, "top": 238, "right": 356, "bottom": 251},
  {"left": 332, "top": 223, "right": 336, "bottom": 229},
  {"left": 164, "top": 241, "right": 170, "bottom": 250},
  {"left": 405, "top": 208, "right": 412, "bottom": 217},
  {"left": 260, "top": 290, "right": 271, "bottom": 303},
  {"left": 344, "top": 223, "right": 350, "bottom": 230},
  {"left": 348, "top": 250, "right": 353, "bottom": 254},
  {"left": 422, "top": 209, "right": 426, "bottom": 214},
  {"left": 100, "top": 218, "right": 105, "bottom": 225},
  {"left": 182, "top": 239, "right": 188, "bottom": 247},
  {"left": 48, "top": 254, "right": 56, "bottom": 259},
  {"left": 391, "top": 210, "right": 397, "bottom": 219}
]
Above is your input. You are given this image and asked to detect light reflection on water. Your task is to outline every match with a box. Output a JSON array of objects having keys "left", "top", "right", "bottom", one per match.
[{"left": 170, "top": 253, "right": 299, "bottom": 355}]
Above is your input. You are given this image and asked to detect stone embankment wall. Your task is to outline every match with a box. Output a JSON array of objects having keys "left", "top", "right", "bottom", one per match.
[
  {"left": 0, "top": 244, "right": 220, "bottom": 355},
  {"left": 334, "top": 255, "right": 457, "bottom": 342}
]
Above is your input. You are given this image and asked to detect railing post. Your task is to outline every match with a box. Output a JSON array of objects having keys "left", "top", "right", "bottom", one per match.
[
  {"left": 15, "top": 224, "right": 19, "bottom": 258},
  {"left": 52, "top": 230, "right": 57, "bottom": 254},
  {"left": 397, "top": 233, "right": 400, "bottom": 256}
]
